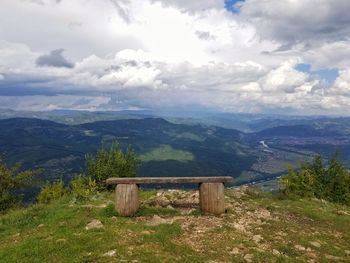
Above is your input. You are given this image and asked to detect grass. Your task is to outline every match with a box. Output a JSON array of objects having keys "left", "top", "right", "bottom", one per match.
[
  {"left": 139, "top": 145, "right": 194, "bottom": 162},
  {"left": 175, "top": 132, "right": 205, "bottom": 142},
  {"left": 0, "top": 189, "right": 349, "bottom": 262}
]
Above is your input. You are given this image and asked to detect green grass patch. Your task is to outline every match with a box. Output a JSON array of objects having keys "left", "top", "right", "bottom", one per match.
[
  {"left": 1, "top": 189, "right": 350, "bottom": 262},
  {"left": 136, "top": 205, "right": 179, "bottom": 216},
  {"left": 175, "top": 132, "right": 205, "bottom": 142},
  {"left": 140, "top": 145, "right": 194, "bottom": 162}
]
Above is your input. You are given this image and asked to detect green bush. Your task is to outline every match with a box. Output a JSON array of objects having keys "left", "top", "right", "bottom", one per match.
[
  {"left": 86, "top": 143, "right": 139, "bottom": 188},
  {"left": 280, "top": 153, "right": 350, "bottom": 205},
  {"left": 70, "top": 175, "right": 98, "bottom": 200},
  {"left": 37, "top": 179, "right": 68, "bottom": 204},
  {"left": 280, "top": 167, "right": 316, "bottom": 198},
  {"left": 0, "top": 161, "right": 38, "bottom": 211}
]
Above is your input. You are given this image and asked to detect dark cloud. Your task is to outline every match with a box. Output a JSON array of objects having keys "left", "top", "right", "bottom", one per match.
[
  {"left": 36, "top": 49, "right": 75, "bottom": 68},
  {"left": 240, "top": 0, "right": 350, "bottom": 48},
  {"left": 109, "top": 0, "right": 131, "bottom": 23},
  {"left": 195, "top": 31, "right": 215, "bottom": 40}
]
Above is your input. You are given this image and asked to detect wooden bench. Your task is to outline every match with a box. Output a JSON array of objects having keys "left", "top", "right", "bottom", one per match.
[{"left": 106, "top": 176, "right": 233, "bottom": 216}]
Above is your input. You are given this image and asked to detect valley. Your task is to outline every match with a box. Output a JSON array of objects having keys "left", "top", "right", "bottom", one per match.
[{"left": 1, "top": 111, "right": 349, "bottom": 199}]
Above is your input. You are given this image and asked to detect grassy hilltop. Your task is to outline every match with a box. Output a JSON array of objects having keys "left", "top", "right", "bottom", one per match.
[{"left": 1, "top": 188, "right": 349, "bottom": 263}]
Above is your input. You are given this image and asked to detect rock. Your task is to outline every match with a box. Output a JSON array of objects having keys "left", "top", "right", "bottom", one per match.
[
  {"left": 37, "top": 224, "right": 45, "bottom": 228},
  {"left": 272, "top": 249, "right": 280, "bottom": 255},
  {"left": 180, "top": 208, "right": 196, "bottom": 215},
  {"left": 85, "top": 219, "right": 104, "bottom": 230},
  {"left": 252, "top": 234, "right": 263, "bottom": 243},
  {"left": 325, "top": 255, "right": 343, "bottom": 261},
  {"left": 257, "top": 209, "right": 271, "bottom": 220},
  {"left": 141, "top": 230, "right": 151, "bottom": 235},
  {"left": 309, "top": 241, "right": 321, "bottom": 248},
  {"left": 335, "top": 210, "right": 348, "bottom": 215},
  {"left": 277, "top": 231, "right": 287, "bottom": 237},
  {"left": 233, "top": 223, "right": 246, "bottom": 232},
  {"left": 231, "top": 248, "right": 240, "bottom": 255},
  {"left": 151, "top": 196, "right": 171, "bottom": 207},
  {"left": 243, "top": 254, "right": 253, "bottom": 262},
  {"left": 103, "top": 250, "right": 116, "bottom": 257},
  {"left": 146, "top": 215, "right": 173, "bottom": 226},
  {"left": 295, "top": 245, "right": 306, "bottom": 251}
]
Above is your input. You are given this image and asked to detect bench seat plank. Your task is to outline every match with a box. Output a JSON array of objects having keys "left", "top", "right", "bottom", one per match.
[{"left": 106, "top": 176, "right": 233, "bottom": 185}]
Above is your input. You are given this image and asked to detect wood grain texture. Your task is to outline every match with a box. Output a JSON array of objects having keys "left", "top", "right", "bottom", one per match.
[
  {"left": 106, "top": 176, "right": 233, "bottom": 185},
  {"left": 115, "top": 184, "right": 139, "bottom": 216},
  {"left": 199, "top": 182, "right": 225, "bottom": 215}
]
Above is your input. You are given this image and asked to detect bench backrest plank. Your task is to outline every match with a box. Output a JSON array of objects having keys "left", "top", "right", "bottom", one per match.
[{"left": 106, "top": 176, "right": 233, "bottom": 185}]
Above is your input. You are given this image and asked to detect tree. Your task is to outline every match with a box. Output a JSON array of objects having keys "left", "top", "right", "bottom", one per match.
[
  {"left": 37, "top": 179, "right": 68, "bottom": 204},
  {"left": 280, "top": 166, "right": 316, "bottom": 198},
  {"left": 0, "top": 161, "right": 39, "bottom": 211},
  {"left": 86, "top": 143, "right": 139, "bottom": 188},
  {"left": 323, "top": 154, "right": 350, "bottom": 204},
  {"left": 280, "top": 153, "right": 350, "bottom": 205}
]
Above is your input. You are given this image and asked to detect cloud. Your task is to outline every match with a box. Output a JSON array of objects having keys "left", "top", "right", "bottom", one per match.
[
  {"left": 261, "top": 60, "right": 313, "bottom": 93},
  {"left": 239, "top": 0, "right": 350, "bottom": 47},
  {"left": 151, "top": 0, "right": 224, "bottom": 12},
  {"left": 195, "top": 31, "right": 215, "bottom": 40},
  {"left": 330, "top": 68, "right": 350, "bottom": 95},
  {"left": 109, "top": 0, "right": 131, "bottom": 23},
  {"left": 0, "top": 0, "right": 350, "bottom": 115},
  {"left": 36, "top": 49, "right": 74, "bottom": 68}
]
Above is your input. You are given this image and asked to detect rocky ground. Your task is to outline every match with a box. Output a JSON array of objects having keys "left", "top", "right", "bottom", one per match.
[{"left": 1, "top": 187, "right": 350, "bottom": 262}]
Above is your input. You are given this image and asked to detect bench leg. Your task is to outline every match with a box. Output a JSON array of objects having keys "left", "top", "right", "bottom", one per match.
[
  {"left": 115, "top": 184, "right": 139, "bottom": 216},
  {"left": 199, "top": 182, "right": 225, "bottom": 215}
]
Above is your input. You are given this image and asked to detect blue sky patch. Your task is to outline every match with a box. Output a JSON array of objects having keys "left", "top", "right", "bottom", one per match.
[
  {"left": 225, "top": 0, "right": 245, "bottom": 13},
  {"left": 296, "top": 63, "right": 339, "bottom": 83}
]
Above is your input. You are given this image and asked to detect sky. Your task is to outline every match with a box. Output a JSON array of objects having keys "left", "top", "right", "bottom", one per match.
[{"left": 0, "top": 0, "right": 350, "bottom": 115}]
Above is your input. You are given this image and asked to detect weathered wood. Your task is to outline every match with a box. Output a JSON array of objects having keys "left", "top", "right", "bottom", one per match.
[
  {"left": 199, "top": 182, "right": 225, "bottom": 215},
  {"left": 115, "top": 184, "right": 139, "bottom": 216},
  {"left": 106, "top": 176, "right": 233, "bottom": 185}
]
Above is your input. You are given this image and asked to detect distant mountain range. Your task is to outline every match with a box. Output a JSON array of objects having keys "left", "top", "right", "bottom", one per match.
[
  {"left": 0, "top": 117, "right": 253, "bottom": 186},
  {"left": 1, "top": 110, "right": 349, "bottom": 200},
  {"left": 2, "top": 108, "right": 350, "bottom": 132}
]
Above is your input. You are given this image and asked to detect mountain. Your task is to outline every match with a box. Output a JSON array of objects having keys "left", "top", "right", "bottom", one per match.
[
  {"left": 3, "top": 108, "right": 350, "bottom": 133},
  {"left": 1, "top": 116, "right": 349, "bottom": 200},
  {"left": 0, "top": 118, "right": 255, "bottom": 188}
]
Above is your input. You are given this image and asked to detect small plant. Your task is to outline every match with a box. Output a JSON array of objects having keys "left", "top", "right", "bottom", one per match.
[
  {"left": 70, "top": 175, "right": 98, "bottom": 200},
  {"left": 0, "top": 160, "right": 39, "bottom": 211},
  {"left": 280, "top": 153, "right": 350, "bottom": 205},
  {"left": 86, "top": 143, "right": 139, "bottom": 188},
  {"left": 37, "top": 179, "right": 68, "bottom": 204},
  {"left": 100, "top": 203, "right": 118, "bottom": 218}
]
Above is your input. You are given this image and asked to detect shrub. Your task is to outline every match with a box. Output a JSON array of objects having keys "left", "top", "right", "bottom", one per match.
[
  {"left": 280, "top": 153, "right": 350, "bottom": 205},
  {"left": 70, "top": 175, "right": 98, "bottom": 200},
  {"left": 280, "top": 167, "right": 316, "bottom": 198},
  {"left": 86, "top": 143, "right": 139, "bottom": 188},
  {"left": 37, "top": 179, "right": 68, "bottom": 204},
  {"left": 0, "top": 161, "right": 38, "bottom": 211}
]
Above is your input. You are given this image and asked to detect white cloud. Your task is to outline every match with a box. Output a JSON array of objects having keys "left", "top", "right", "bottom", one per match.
[
  {"left": 330, "top": 68, "right": 350, "bottom": 95},
  {"left": 0, "top": 0, "right": 350, "bottom": 114},
  {"left": 261, "top": 60, "right": 313, "bottom": 93}
]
